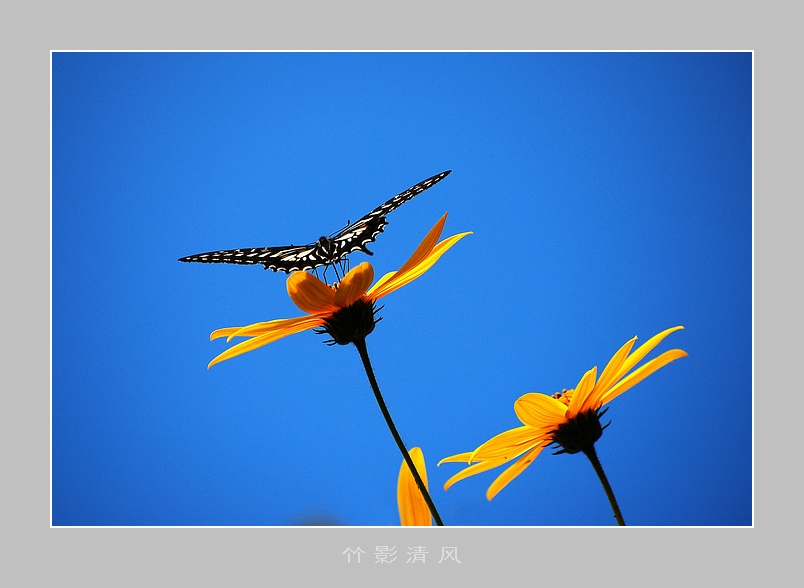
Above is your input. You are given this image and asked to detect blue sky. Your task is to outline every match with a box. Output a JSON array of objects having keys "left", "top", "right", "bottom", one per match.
[{"left": 52, "top": 52, "right": 752, "bottom": 526}]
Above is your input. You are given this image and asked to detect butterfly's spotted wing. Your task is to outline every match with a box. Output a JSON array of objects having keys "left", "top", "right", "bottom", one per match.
[
  {"left": 177, "top": 243, "right": 334, "bottom": 273},
  {"left": 328, "top": 169, "right": 452, "bottom": 258},
  {"left": 178, "top": 170, "right": 451, "bottom": 273}
]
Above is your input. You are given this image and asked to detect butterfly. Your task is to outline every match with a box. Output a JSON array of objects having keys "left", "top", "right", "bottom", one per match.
[{"left": 178, "top": 170, "right": 451, "bottom": 274}]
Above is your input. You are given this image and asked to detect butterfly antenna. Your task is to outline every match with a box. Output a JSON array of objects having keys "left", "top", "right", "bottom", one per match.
[{"left": 328, "top": 219, "right": 352, "bottom": 238}]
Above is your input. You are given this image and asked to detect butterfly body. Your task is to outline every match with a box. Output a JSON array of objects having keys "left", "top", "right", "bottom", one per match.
[{"left": 179, "top": 170, "right": 451, "bottom": 273}]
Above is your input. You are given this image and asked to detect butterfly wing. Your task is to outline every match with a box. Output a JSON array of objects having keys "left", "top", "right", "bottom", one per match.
[
  {"left": 178, "top": 243, "right": 327, "bottom": 273},
  {"left": 179, "top": 170, "right": 452, "bottom": 273},
  {"left": 329, "top": 169, "right": 452, "bottom": 258}
]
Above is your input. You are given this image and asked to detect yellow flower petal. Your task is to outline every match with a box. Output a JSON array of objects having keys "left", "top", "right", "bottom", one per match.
[
  {"left": 485, "top": 444, "right": 546, "bottom": 500},
  {"left": 514, "top": 393, "right": 568, "bottom": 427},
  {"left": 397, "top": 447, "right": 431, "bottom": 526},
  {"left": 210, "top": 326, "right": 244, "bottom": 341},
  {"left": 364, "top": 214, "right": 447, "bottom": 299},
  {"left": 567, "top": 366, "right": 598, "bottom": 418},
  {"left": 287, "top": 271, "right": 337, "bottom": 315},
  {"left": 468, "top": 425, "right": 548, "bottom": 462},
  {"left": 207, "top": 316, "right": 324, "bottom": 368},
  {"left": 441, "top": 444, "right": 546, "bottom": 497},
  {"left": 591, "top": 336, "right": 638, "bottom": 403},
  {"left": 614, "top": 326, "right": 685, "bottom": 384},
  {"left": 392, "top": 213, "right": 447, "bottom": 278},
  {"left": 601, "top": 348, "right": 689, "bottom": 405},
  {"left": 369, "top": 231, "right": 472, "bottom": 299},
  {"left": 333, "top": 262, "right": 374, "bottom": 308},
  {"left": 209, "top": 316, "right": 321, "bottom": 343},
  {"left": 442, "top": 458, "right": 509, "bottom": 491},
  {"left": 437, "top": 451, "right": 474, "bottom": 465},
  {"left": 370, "top": 271, "right": 397, "bottom": 295},
  {"left": 208, "top": 333, "right": 280, "bottom": 369},
  {"left": 230, "top": 315, "right": 324, "bottom": 341}
]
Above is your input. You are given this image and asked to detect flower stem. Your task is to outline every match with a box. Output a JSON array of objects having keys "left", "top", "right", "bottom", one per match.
[
  {"left": 582, "top": 445, "right": 626, "bottom": 526},
  {"left": 353, "top": 336, "right": 444, "bottom": 526}
]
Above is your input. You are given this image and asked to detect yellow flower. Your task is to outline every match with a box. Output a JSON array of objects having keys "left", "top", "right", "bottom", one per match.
[
  {"left": 439, "top": 326, "right": 688, "bottom": 500},
  {"left": 207, "top": 213, "right": 471, "bottom": 368},
  {"left": 397, "top": 447, "right": 432, "bottom": 526}
]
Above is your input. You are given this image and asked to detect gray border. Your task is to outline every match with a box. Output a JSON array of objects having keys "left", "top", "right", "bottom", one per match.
[{"left": 13, "top": 0, "right": 779, "bottom": 583}]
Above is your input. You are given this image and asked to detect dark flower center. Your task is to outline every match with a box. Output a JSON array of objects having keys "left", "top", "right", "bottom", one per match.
[
  {"left": 551, "top": 408, "right": 609, "bottom": 455},
  {"left": 317, "top": 298, "right": 380, "bottom": 345}
]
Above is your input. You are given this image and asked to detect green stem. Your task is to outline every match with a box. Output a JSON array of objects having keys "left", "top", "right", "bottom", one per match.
[
  {"left": 582, "top": 445, "right": 626, "bottom": 526},
  {"left": 353, "top": 336, "right": 444, "bottom": 526}
]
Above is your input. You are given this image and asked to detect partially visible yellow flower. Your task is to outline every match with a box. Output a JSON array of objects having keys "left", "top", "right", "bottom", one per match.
[
  {"left": 439, "top": 326, "right": 688, "bottom": 500},
  {"left": 207, "top": 213, "right": 471, "bottom": 368},
  {"left": 398, "top": 447, "right": 432, "bottom": 526}
]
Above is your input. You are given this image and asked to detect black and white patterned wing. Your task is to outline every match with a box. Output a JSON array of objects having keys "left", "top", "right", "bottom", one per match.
[
  {"left": 328, "top": 169, "right": 452, "bottom": 259},
  {"left": 179, "top": 169, "right": 452, "bottom": 273},
  {"left": 178, "top": 243, "right": 329, "bottom": 273}
]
